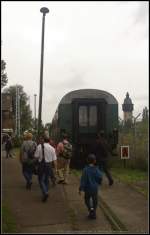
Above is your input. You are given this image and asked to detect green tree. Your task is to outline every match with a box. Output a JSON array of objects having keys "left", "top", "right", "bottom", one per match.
[
  {"left": 3, "top": 85, "right": 33, "bottom": 134},
  {"left": 1, "top": 60, "right": 8, "bottom": 88}
]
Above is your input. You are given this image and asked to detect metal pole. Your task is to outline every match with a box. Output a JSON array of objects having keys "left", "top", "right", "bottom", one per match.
[
  {"left": 38, "top": 7, "right": 49, "bottom": 136},
  {"left": 15, "top": 85, "right": 18, "bottom": 136},
  {"left": 124, "top": 159, "right": 126, "bottom": 168},
  {"left": 18, "top": 87, "right": 20, "bottom": 137},
  {"left": 34, "top": 94, "right": 37, "bottom": 129}
]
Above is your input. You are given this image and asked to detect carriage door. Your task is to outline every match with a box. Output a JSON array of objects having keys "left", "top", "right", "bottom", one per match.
[
  {"left": 78, "top": 104, "right": 98, "bottom": 134},
  {"left": 72, "top": 101, "right": 98, "bottom": 167}
]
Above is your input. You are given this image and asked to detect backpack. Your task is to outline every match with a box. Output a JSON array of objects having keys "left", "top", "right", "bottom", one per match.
[
  {"left": 62, "top": 142, "right": 72, "bottom": 159},
  {"left": 27, "top": 147, "right": 35, "bottom": 159},
  {"left": 25, "top": 142, "right": 36, "bottom": 160}
]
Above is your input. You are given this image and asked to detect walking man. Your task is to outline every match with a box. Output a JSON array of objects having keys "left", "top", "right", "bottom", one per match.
[
  {"left": 94, "top": 131, "right": 114, "bottom": 186},
  {"left": 20, "top": 132, "right": 37, "bottom": 189},
  {"left": 34, "top": 137, "right": 57, "bottom": 202},
  {"left": 5, "top": 136, "right": 13, "bottom": 158},
  {"left": 56, "top": 133, "right": 72, "bottom": 184}
]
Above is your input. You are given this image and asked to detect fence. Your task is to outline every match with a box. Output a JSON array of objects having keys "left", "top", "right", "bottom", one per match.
[{"left": 111, "top": 125, "right": 148, "bottom": 171}]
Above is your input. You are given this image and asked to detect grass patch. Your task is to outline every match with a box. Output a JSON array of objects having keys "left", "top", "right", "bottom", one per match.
[
  {"left": 2, "top": 203, "right": 17, "bottom": 233},
  {"left": 111, "top": 168, "right": 148, "bottom": 183},
  {"left": 111, "top": 167, "right": 148, "bottom": 197},
  {"left": 71, "top": 169, "right": 82, "bottom": 177}
]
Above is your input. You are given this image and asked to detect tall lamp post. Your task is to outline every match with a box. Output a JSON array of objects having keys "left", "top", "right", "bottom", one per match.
[
  {"left": 38, "top": 7, "right": 49, "bottom": 135},
  {"left": 34, "top": 94, "right": 37, "bottom": 130}
]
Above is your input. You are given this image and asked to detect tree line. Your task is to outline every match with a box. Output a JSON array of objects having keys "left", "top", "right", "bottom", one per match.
[{"left": 1, "top": 59, "right": 44, "bottom": 134}]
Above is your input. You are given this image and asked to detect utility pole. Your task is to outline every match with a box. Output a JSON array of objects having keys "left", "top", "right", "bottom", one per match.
[
  {"left": 15, "top": 86, "right": 20, "bottom": 137},
  {"left": 18, "top": 87, "right": 20, "bottom": 137},
  {"left": 15, "top": 86, "right": 18, "bottom": 136},
  {"left": 34, "top": 94, "right": 37, "bottom": 130},
  {"left": 38, "top": 7, "right": 49, "bottom": 135}
]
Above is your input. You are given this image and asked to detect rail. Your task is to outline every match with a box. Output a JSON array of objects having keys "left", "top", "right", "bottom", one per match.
[{"left": 98, "top": 195, "right": 128, "bottom": 232}]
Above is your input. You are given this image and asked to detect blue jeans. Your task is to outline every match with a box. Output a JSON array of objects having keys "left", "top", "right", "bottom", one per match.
[
  {"left": 38, "top": 163, "right": 52, "bottom": 195},
  {"left": 22, "top": 163, "right": 32, "bottom": 184},
  {"left": 38, "top": 172, "right": 49, "bottom": 195},
  {"left": 84, "top": 191, "right": 98, "bottom": 211}
]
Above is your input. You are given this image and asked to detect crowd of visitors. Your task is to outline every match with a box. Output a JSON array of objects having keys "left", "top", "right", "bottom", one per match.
[
  {"left": 3, "top": 130, "right": 113, "bottom": 219},
  {"left": 19, "top": 132, "right": 72, "bottom": 202}
]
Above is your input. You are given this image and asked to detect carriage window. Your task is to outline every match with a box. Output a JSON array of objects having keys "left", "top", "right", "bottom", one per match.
[
  {"left": 89, "top": 105, "right": 97, "bottom": 126},
  {"left": 79, "top": 106, "right": 88, "bottom": 126}
]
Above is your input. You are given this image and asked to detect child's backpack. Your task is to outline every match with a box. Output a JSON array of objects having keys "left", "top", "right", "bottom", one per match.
[{"left": 62, "top": 142, "right": 72, "bottom": 159}]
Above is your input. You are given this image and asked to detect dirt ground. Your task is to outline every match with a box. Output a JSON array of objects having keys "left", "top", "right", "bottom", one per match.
[{"left": 2, "top": 151, "right": 149, "bottom": 233}]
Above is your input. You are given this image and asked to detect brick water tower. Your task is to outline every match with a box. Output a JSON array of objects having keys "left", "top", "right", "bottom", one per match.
[{"left": 122, "top": 92, "right": 134, "bottom": 124}]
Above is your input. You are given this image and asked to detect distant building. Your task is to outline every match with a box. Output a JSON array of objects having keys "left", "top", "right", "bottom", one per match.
[
  {"left": 122, "top": 92, "right": 134, "bottom": 124},
  {"left": 2, "top": 93, "right": 14, "bottom": 133}
]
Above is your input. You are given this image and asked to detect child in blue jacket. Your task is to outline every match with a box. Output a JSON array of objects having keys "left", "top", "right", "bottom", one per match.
[{"left": 79, "top": 154, "right": 103, "bottom": 219}]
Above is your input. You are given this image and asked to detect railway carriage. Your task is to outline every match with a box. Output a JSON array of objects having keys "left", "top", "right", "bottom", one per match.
[{"left": 51, "top": 89, "right": 118, "bottom": 168}]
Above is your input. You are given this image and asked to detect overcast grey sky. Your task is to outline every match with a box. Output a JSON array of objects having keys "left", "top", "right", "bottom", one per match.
[{"left": 2, "top": 1, "right": 149, "bottom": 124}]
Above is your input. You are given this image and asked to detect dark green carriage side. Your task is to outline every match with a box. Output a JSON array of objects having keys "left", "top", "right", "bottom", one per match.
[
  {"left": 58, "top": 103, "right": 72, "bottom": 140},
  {"left": 105, "top": 103, "right": 118, "bottom": 148}
]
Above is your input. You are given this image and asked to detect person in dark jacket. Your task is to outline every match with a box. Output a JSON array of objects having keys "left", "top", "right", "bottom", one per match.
[
  {"left": 94, "top": 131, "right": 114, "bottom": 186},
  {"left": 5, "top": 136, "right": 13, "bottom": 158},
  {"left": 79, "top": 154, "right": 103, "bottom": 219}
]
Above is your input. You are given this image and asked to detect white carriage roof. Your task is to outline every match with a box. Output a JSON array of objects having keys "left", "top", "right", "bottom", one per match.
[{"left": 59, "top": 89, "right": 118, "bottom": 105}]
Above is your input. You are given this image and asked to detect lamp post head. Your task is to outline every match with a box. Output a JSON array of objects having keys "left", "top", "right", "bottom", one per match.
[{"left": 40, "top": 7, "right": 49, "bottom": 15}]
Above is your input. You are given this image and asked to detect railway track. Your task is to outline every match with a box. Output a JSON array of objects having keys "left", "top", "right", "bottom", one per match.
[
  {"left": 68, "top": 172, "right": 128, "bottom": 232},
  {"left": 98, "top": 195, "right": 128, "bottom": 232}
]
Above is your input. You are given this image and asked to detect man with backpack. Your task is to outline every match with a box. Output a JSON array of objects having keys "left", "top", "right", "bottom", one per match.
[
  {"left": 56, "top": 133, "right": 72, "bottom": 184},
  {"left": 20, "top": 132, "right": 37, "bottom": 190}
]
